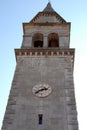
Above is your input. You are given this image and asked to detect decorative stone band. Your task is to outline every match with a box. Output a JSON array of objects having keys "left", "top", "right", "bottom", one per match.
[
  {"left": 15, "top": 48, "right": 75, "bottom": 66},
  {"left": 30, "top": 12, "right": 66, "bottom": 24}
]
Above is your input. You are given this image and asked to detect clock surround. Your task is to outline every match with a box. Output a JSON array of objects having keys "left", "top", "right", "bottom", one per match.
[{"left": 32, "top": 83, "right": 52, "bottom": 97}]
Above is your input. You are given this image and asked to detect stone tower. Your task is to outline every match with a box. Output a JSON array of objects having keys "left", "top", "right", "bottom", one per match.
[{"left": 2, "top": 2, "right": 79, "bottom": 130}]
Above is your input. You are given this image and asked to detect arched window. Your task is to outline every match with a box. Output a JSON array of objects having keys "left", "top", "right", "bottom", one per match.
[
  {"left": 33, "top": 33, "right": 43, "bottom": 47},
  {"left": 48, "top": 33, "right": 59, "bottom": 47}
]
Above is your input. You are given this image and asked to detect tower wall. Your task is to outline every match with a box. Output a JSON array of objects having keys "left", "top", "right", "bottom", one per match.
[{"left": 2, "top": 56, "right": 78, "bottom": 130}]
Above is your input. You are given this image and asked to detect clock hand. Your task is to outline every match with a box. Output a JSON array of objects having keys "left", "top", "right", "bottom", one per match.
[
  {"left": 35, "top": 87, "right": 48, "bottom": 94},
  {"left": 44, "top": 87, "right": 48, "bottom": 90},
  {"left": 35, "top": 89, "right": 43, "bottom": 94},
  {"left": 39, "top": 87, "right": 48, "bottom": 92},
  {"left": 35, "top": 90, "right": 40, "bottom": 94}
]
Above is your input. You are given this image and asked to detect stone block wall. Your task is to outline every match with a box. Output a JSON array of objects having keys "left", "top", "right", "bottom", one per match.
[{"left": 2, "top": 56, "right": 78, "bottom": 130}]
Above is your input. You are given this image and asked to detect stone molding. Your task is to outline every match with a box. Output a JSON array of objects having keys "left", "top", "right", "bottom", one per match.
[{"left": 15, "top": 48, "right": 75, "bottom": 66}]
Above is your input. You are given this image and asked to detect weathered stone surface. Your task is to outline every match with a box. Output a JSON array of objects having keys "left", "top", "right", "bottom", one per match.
[{"left": 2, "top": 56, "right": 78, "bottom": 130}]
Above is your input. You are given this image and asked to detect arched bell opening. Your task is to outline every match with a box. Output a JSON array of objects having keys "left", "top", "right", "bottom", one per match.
[
  {"left": 33, "top": 33, "right": 43, "bottom": 47},
  {"left": 48, "top": 33, "right": 59, "bottom": 47}
]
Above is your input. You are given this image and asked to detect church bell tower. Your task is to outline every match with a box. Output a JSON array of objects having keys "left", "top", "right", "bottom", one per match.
[{"left": 2, "top": 2, "right": 79, "bottom": 130}]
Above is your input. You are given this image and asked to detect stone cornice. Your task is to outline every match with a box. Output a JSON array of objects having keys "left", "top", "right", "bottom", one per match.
[
  {"left": 29, "top": 12, "right": 66, "bottom": 23},
  {"left": 15, "top": 48, "right": 75, "bottom": 68}
]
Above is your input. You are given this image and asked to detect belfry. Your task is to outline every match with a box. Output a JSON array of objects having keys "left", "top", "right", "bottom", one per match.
[{"left": 2, "top": 2, "right": 79, "bottom": 130}]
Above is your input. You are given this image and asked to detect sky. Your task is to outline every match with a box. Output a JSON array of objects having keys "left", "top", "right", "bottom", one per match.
[{"left": 0, "top": 0, "right": 87, "bottom": 130}]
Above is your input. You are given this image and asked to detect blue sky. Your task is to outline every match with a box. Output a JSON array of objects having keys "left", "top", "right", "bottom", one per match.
[{"left": 0, "top": 0, "right": 87, "bottom": 130}]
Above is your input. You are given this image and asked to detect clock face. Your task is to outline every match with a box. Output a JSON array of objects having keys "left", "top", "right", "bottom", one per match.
[{"left": 32, "top": 83, "right": 52, "bottom": 97}]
